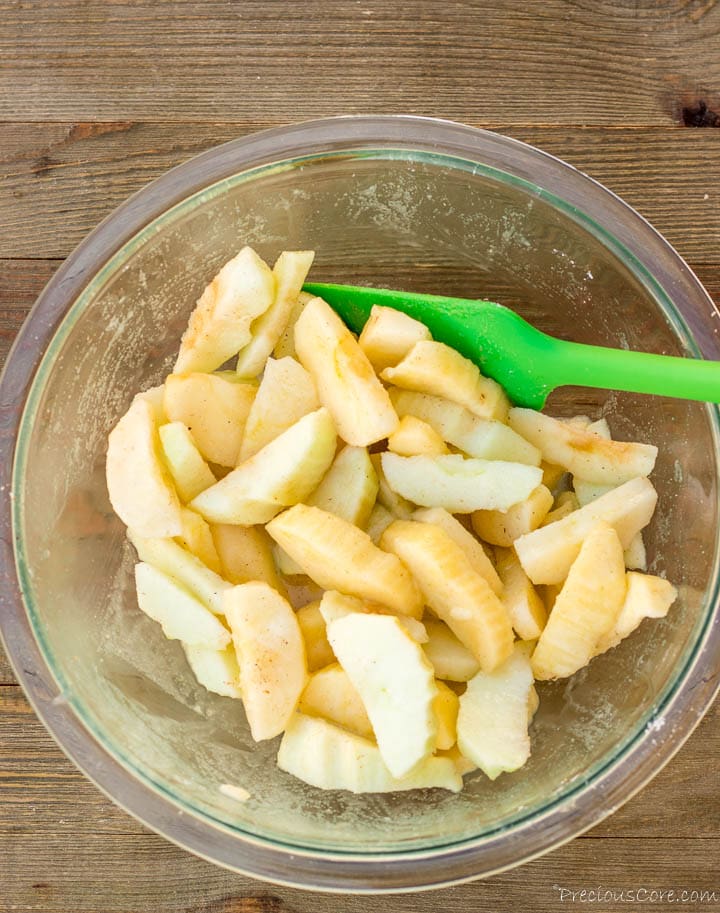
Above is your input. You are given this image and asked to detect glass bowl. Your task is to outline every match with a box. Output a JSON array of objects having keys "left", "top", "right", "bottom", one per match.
[{"left": 1, "top": 116, "right": 719, "bottom": 893}]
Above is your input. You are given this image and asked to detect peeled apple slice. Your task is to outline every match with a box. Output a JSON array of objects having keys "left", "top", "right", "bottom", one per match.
[
  {"left": 457, "top": 644, "right": 534, "bottom": 780},
  {"left": 277, "top": 713, "right": 462, "bottom": 793},
  {"left": 307, "top": 444, "right": 378, "bottom": 528},
  {"left": 239, "top": 356, "right": 319, "bottom": 461},
  {"left": 326, "top": 613, "right": 438, "bottom": 777},
  {"left": 106, "top": 396, "right": 183, "bottom": 538},
  {"left": 380, "top": 520, "right": 514, "bottom": 671},
  {"left": 382, "top": 341, "right": 510, "bottom": 422},
  {"left": 357, "top": 304, "right": 432, "bottom": 372},
  {"left": 158, "top": 421, "right": 217, "bottom": 503},
  {"left": 175, "top": 507, "right": 222, "bottom": 573},
  {"left": 235, "top": 250, "right": 315, "bottom": 377},
  {"left": 422, "top": 619, "right": 481, "bottom": 682},
  {"left": 294, "top": 296, "right": 399, "bottom": 446},
  {"left": 434, "top": 681, "right": 459, "bottom": 751},
  {"left": 190, "top": 408, "right": 337, "bottom": 525},
  {"left": 298, "top": 663, "right": 374, "bottom": 739},
  {"left": 387, "top": 415, "right": 450, "bottom": 456},
  {"left": 266, "top": 504, "right": 423, "bottom": 618},
  {"left": 273, "top": 291, "right": 313, "bottom": 359},
  {"left": 471, "top": 484, "right": 554, "bottom": 547},
  {"left": 296, "top": 600, "right": 335, "bottom": 672},
  {"left": 531, "top": 522, "right": 627, "bottom": 680},
  {"left": 594, "top": 571, "right": 677, "bottom": 655},
  {"left": 514, "top": 476, "right": 658, "bottom": 585},
  {"left": 494, "top": 547, "right": 547, "bottom": 641},
  {"left": 508, "top": 408, "right": 657, "bottom": 485},
  {"left": 224, "top": 582, "right": 308, "bottom": 741},
  {"left": 128, "top": 531, "right": 232, "bottom": 615},
  {"left": 412, "top": 507, "right": 503, "bottom": 596},
  {"left": 210, "top": 523, "right": 284, "bottom": 592},
  {"left": 134, "top": 562, "right": 231, "bottom": 649},
  {"left": 183, "top": 643, "right": 243, "bottom": 699},
  {"left": 380, "top": 452, "right": 543, "bottom": 513},
  {"left": 318, "top": 590, "right": 428, "bottom": 643},
  {"left": 390, "top": 389, "right": 540, "bottom": 465},
  {"left": 174, "top": 246, "right": 276, "bottom": 374}
]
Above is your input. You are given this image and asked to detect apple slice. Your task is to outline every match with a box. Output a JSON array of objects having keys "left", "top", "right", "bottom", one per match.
[
  {"left": 494, "top": 547, "right": 547, "bottom": 641},
  {"left": 239, "top": 356, "right": 319, "bottom": 461},
  {"left": 190, "top": 408, "right": 337, "bottom": 525},
  {"left": 390, "top": 389, "right": 540, "bottom": 465},
  {"left": 183, "top": 643, "right": 243, "bottom": 699},
  {"left": 308, "top": 444, "right": 378, "bottom": 528},
  {"left": 159, "top": 421, "right": 217, "bottom": 502},
  {"left": 422, "top": 619, "right": 481, "bottom": 682},
  {"left": 434, "top": 680, "right": 459, "bottom": 751},
  {"left": 380, "top": 452, "right": 543, "bottom": 513},
  {"left": 296, "top": 600, "right": 335, "bottom": 672},
  {"left": 388, "top": 415, "right": 450, "bottom": 456},
  {"left": 531, "top": 522, "right": 627, "bottom": 680},
  {"left": 380, "top": 520, "right": 514, "bottom": 671},
  {"left": 457, "top": 644, "right": 534, "bottom": 780},
  {"left": 514, "top": 476, "right": 658, "bottom": 585},
  {"left": 471, "top": 484, "right": 554, "bottom": 547},
  {"left": 508, "top": 408, "right": 657, "bottom": 485},
  {"left": 357, "top": 304, "right": 432, "bottom": 372},
  {"left": 369, "top": 452, "right": 414, "bottom": 520},
  {"left": 223, "top": 582, "right": 307, "bottom": 741},
  {"left": 413, "top": 507, "right": 503, "bottom": 595},
  {"left": 273, "top": 291, "right": 314, "bottom": 359},
  {"left": 236, "top": 250, "right": 315, "bottom": 377},
  {"left": 318, "top": 590, "right": 428, "bottom": 643},
  {"left": 299, "top": 662, "right": 374, "bottom": 740},
  {"left": 595, "top": 571, "right": 677, "bottom": 655},
  {"left": 266, "top": 504, "right": 423, "bottom": 617},
  {"left": 176, "top": 507, "right": 222, "bottom": 573},
  {"left": 128, "top": 531, "right": 232, "bottom": 615},
  {"left": 326, "top": 613, "right": 438, "bottom": 777},
  {"left": 174, "top": 246, "right": 275, "bottom": 374},
  {"left": 134, "top": 562, "right": 231, "bottom": 649},
  {"left": 294, "top": 296, "right": 399, "bottom": 446},
  {"left": 277, "top": 713, "right": 462, "bottom": 793},
  {"left": 382, "top": 340, "right": 510, "bottom": 421},
  {"left": 164, "top": 372, "right": 257, "bottom": 467},
  {"left": 210, "top": 523, "right": 284, "bottom": 592},
  {"left": 106, "top": 396, "right": 183, "bottom": 538}
]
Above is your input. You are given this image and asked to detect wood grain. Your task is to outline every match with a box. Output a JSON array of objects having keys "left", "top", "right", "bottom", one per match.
[{"left": 0, "top": 0, "right": 719, "bottom": 126}]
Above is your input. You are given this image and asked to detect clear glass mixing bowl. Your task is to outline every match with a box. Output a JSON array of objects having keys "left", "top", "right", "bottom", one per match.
[{"left": 1, "top": 116, "right": 719, "bottom": 893}]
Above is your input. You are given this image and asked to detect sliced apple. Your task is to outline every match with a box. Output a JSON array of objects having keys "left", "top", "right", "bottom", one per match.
[
  {"left": 369, "top": 452, "right": 414, "bottom": 519},
  {"left": 365, "top": 503, "right": 395, "bottom": 543},
  {"left": 382, "top": 341, "right": 510, "bottom": 421},
  {"left": 210, "top": 523, "right": 284, "bottom": 592},
  {"left": 471, "top": 484, "right": 554, "bottom": 547},
  {"left": 422, "top": 619, "right": 481, "bottom": 682},
  {"left": 296, "top": 600, "right": 336, "bottom": 672},
  {"left": 508, "top": 408, "right": 657, "bottom": 485},
  {"left": 174, "top": 246, "right": 275, "bottom": 374},
  {"left": 299, "top": 662, "right": 374, "bottom": 739},
  {"left": 277, "top": 713, "right": 462, "bottom": 793},
  {"left": 223, "top": 582, "right": 307, "bottom": 741},
  {"left": 514, "top": 476, "right": 658, "bottom": 585},
  {"left": 190, "top": 408, "right": 337, "bottom": 525},
  {"left": 239, "top": 356, "right": 319, "bottom": 461},
  {"left": 388, "top": 415, "right": 450, "bottom": 456},
  {"left": 391, "top": 389, "right": 539, "bottom": 464},
  {"left": 380, "top": 452, "right": 543, "bottom": 513},
  {"left": 380, "top": 520, "right": 514, "bottom": 671},
  {"left": 307, "top": 444, "right": 378, "bottom": 528},
  {"left": 106, "top": 396, "right": 183, "bottom": 538},
  {"left": 266, "top": 504, "right": 423, "bottom": 617},
  {"left": 457, "top": 644, "right": 534, "bottom": 780},
  {"left": 183, "top": 643, "right": 243, "bottom": 699},
  {"left": 434, "top": 680, "right": 459, "bottom": 751},
  {"left": 176, "top": 507, "right": 222, "bottom": 573},
  {"left": 236, "top": 250, "right": 315, "bottom": 377},
  {"left": 623, "top": 533, "right": 647, "bottom": 571},
  {"left": 134, "top": 562, "right": 231, "bottom": 649},
  {"left": 294, "top": 296, "right": 399, "bottom": 446},
  {"left": 531, "top": 522, "right": 627, "bottom": 680},
  {"left": 128, "top": 531, "right": 232, "bottom": 615},
  {"left": 164, "top": 372, "right": 257, "bottom": 467},
  {"left": 327, "top": 613, "right": 438, "bottom": 777},
  {"left": 595, "top": 571, "right": 677, "bottom": 655},
  {"left": 273, "top": 291, "right": 314, "bottom": 359},
  {"left": 494, "top": 547, "right": 547, "bottom": 641},
  {"left": 158, "top": 421, "right": 217, "bottom": 502},
  {"left": 318, "top": 590, "right": 428, "bottom": 643},
  {"left": 357, "top": 304, "right": 432, "bottom": 372},
  {"left": 413, "top": 506, "right": 503, "bottom": 595}
]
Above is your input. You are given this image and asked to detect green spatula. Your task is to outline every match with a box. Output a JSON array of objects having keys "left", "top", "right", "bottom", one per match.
[{"left": 303, "top": 281, "right": 720, "bottom": 410}]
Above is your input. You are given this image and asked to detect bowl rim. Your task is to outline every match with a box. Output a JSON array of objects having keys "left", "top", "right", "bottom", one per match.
[{"left": 1, "top": 114, "right": 719, "bottom": 893}]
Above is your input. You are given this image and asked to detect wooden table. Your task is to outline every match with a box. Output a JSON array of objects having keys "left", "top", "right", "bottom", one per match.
[{"left": 1, "top": 2, "right": 719, "bottom": 910}]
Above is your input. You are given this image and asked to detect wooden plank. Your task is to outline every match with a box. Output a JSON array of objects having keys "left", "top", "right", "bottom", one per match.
[
  {"left": 0, "top": 1, "right": 719, "bottom": 126},
  {"left": 1, "top": 122, "right": 719, "bottom": 263}
]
